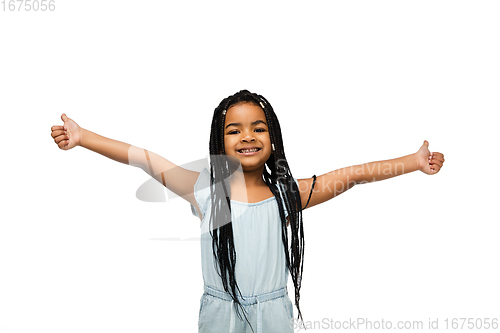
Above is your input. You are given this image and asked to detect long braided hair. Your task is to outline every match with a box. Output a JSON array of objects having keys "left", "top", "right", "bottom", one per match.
[{"left": 208, "top": 90, "right": 305, "bottom": 328}]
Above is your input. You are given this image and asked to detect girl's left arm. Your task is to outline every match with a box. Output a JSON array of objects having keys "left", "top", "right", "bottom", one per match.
[{"left": 297, "top": 140, "right": 445, "bottom": 209}]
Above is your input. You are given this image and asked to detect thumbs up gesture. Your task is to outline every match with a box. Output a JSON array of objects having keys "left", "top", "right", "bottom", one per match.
[
  {"left": 416, "top": 140, "right": 445, "bottom": 175},
  {"left": 50, "top": 113, "right": 82, "bottom": 150}
]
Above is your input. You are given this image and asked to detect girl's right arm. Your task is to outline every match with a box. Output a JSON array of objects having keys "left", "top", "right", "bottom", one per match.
[{"left": 51, "top": 113, "right": 201, "bottom": 217}]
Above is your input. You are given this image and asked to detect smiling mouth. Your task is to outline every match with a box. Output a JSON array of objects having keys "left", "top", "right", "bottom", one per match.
[{"left": 237, "top": 148, "right": 261, "bottom": 155}]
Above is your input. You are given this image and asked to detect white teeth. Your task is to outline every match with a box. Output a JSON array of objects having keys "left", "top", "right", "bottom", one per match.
[{"left": 240, "top": 148, "right": 259, "bottom": 153}]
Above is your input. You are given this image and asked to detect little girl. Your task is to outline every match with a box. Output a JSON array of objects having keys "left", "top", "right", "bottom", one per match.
[{"left": 51, "top": 89, "right": 445, "bottom": 333}]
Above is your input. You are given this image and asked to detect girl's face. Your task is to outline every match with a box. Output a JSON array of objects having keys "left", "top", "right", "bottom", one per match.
[{"left": 224, "top": 102, "right": 272, "bottom": 171}]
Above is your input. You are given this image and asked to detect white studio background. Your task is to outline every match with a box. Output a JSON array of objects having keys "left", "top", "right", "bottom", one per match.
[{"left": 1, "top": 1, "right": 499, "bottom": 332}]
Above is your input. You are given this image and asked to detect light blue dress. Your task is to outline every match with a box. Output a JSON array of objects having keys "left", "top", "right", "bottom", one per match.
[{"left": 190, "top": 167, "right": 296, "bottom": 333}]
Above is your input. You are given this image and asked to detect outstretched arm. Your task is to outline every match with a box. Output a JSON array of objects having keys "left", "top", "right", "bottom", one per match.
[
  {"left": 51, "top": 114, "right": 201, "bottom": 214},
  {"left": 296, "top": 140, "right": 445, "bottom": 209}
]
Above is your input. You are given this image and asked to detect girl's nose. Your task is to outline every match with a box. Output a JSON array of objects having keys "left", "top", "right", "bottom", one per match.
[
  {"left": 241, "top": 132, "right": 256, "bottom": 142},
  {"left": 242, "top": 137, "right": 256, "bottom": 143}
]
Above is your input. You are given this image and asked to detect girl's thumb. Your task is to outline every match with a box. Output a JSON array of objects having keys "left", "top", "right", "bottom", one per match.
[
  {"left": 423, "top": 140, "right": 429, "bottom": 146},
  {"left": 61, "top": 113, "right": 68, "bottom": 122}
]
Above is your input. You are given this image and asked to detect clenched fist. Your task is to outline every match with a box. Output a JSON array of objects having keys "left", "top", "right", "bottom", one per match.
[{"left": 50, "top": 113, "right": 82, "bottom": 150}]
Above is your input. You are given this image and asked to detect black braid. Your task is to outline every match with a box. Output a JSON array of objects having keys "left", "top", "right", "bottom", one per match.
[{"left": 208, "top": 90, "right": 306, "bottom": 331}]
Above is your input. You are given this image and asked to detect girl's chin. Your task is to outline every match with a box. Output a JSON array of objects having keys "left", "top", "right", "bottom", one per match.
[{"left": 224, "top": 152, "right": 270, "bottom": 168}]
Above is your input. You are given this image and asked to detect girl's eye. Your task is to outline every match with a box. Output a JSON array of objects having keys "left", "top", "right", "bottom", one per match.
[{"left": 227, "top": 128, "right": 266, "bottom": 135}]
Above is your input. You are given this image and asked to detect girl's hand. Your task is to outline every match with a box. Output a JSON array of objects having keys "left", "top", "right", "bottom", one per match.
[
  {"left": 50, "top": 113, "right": 82, "bottom": 150},
  {"left": 415, "top": 140, "right": 445, "bottom": 175}
]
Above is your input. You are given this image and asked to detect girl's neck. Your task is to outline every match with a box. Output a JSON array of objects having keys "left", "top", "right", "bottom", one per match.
[{"left": 229, "top": 166, "right": 267, "bottom": 188}]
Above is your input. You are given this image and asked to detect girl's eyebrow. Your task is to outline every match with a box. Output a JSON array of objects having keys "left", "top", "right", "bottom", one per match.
[{"left": 225, "top": 120, "right": 267, "bottom": 129}]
